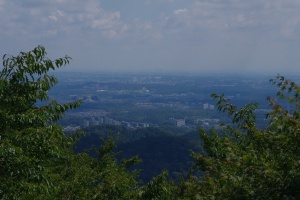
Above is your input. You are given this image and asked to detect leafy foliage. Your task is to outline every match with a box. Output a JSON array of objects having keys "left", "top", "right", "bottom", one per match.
[
  {"left": 0, "top": 46, "right": 141, "bottom": 199},
  {"left": 0, "top": 46, "right": 81, "bottom": 198},
  {"left": 54, "top": 135, "right": 141, "bottom": 200},
  {"left": 139, "top": 170, "right": 177, "bottom": 200},
  {"left": 186, "top": 75, "right": 300, "bottom": 199}
]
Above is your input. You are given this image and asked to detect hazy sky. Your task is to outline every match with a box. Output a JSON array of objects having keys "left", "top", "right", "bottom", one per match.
[{"left": 1, "top": 0, "right": 300, "bottom": 75}]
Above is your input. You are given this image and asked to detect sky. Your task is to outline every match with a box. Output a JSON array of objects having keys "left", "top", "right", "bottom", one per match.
[{"left": 1, "top": 0, "right": 300, "bottom": 75}]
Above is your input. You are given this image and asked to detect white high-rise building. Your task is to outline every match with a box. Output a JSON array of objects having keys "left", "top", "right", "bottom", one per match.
[{"left": 203, "top": 103, "right": 209, "bottom": 109}]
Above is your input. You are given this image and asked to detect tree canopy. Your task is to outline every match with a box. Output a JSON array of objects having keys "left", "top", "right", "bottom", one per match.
[
  {"left": 0, "top": 46, "right": 141, "bottom": 199},
  {"left": 185, "top": 76, "right": 300, "bottom": 199}
]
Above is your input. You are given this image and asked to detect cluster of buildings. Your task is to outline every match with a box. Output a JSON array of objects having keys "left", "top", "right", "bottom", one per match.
[
  {"left": 194, "top": 118, "right": 220, "bottom": 128},
  {"left": 63, "top": 126, "right": 81, "bottom": 132},
  {"left": 170, "top": 118, "right": 186, "bottom": 127},
  {"left": 68, "top": 109, "right": 107, "bottom": 118},
  {"left": 203, "top": 103, "right": 215, "bottom": 110},
  {"left": 170, "top": 117, "right": 221, "bottom": 129},
  {"left": 83, "top": 117, "right": 149, "bottom": 129}
]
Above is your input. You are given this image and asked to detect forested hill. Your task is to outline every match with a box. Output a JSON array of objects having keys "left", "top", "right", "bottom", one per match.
[{"left": 75, "top": 125, "right": 201, "bottom": 183}]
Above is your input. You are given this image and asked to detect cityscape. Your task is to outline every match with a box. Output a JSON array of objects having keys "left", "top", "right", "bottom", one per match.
[{"left": 53, "top": 72, "right": 280, "bottom": 131}]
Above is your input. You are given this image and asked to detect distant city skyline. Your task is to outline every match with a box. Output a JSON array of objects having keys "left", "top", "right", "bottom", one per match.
[{"left": 1, "top": 0, "right": 300, "bottom": 76}]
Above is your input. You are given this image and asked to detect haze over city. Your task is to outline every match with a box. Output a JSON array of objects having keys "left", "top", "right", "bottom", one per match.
[{"left": 1, "top": 0, "right": 300, "bottom": 75}]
